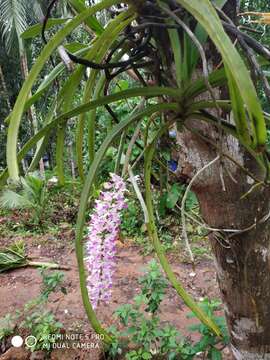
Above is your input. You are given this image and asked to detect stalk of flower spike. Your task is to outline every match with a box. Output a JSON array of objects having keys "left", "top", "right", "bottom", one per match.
[{"left": 85, "top": 173, "right": 127, "bottom": 308}]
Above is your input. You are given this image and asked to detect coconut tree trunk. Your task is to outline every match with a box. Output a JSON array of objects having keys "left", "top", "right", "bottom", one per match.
[
  {"left": 0, "top": 63, "right": 28, "bottom": 172},
  {"left": 20, "top": 52, "right": 45, "bottom": 176},
  {"left": 0, "top": 63, "right": 11, "bottom": 112},
  {"left": 177, "top": 120, "right": 270, "bottom": 359}
]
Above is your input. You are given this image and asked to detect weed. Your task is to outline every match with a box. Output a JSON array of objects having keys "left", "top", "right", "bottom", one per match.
[
  {"left": 0, "top": 268, "right": 66, "bottom": 352},
  {"left": 107, "top": 261, "right": 228, "bottom": 359}
]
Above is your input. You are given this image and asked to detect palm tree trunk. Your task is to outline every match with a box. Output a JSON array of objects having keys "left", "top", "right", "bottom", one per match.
[
  {"left": 0, "top": 63, "right": 11, "bottom": 112},
  {"left": 20, "top": 52, "right": 45, "bottom": 176},
  {"left": 69, "top": 143, "right": 76, "bottom": 179},
  {"left": 0, "top": 63, "right": 28, "bottom": 172}
]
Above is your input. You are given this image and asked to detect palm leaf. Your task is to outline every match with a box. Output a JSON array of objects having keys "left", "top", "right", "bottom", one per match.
[
  {"left": 21, "top": 174, "right": 44, "bottom": 203},
  {"left": 0, "top": 189, "right": 33, "bottom": 209},
  {"left": 0, "top": 241, "right": 68, "bottom": 273},
  {"left": 0, "top": 241, "right": 27, "bottom": 273},
  {"left": 0, "top": 0, "right": 28, "bottom": 53},
  {"left": 21, "top": 19, "right": 69, "bottom": 40}
]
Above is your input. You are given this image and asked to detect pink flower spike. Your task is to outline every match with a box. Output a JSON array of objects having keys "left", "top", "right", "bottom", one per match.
[{"left": 85, "top": 173, "right": 127, "bottom": 308}]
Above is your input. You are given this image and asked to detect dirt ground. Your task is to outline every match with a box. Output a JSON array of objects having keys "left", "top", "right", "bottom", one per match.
[{"left": 0, "top": 230, "right": 230, "bottom": 359}]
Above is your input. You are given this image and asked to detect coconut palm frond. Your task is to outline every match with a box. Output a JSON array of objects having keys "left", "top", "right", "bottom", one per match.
[
  {"left": 0, "top": 242, "right": 27, "bottom": 273},
  {"left": 0, "top": 241, "right": 69, "bottom": 273},
  {"left": 21, "top": 174, "right": 45, "bottom": 204},
  {"left": 28, "top": 0, "right": 44, "bottom": 22},
  {"left": 0, "top": 189, "right": 33, "bottom": 209},
  {"left": 0, "top": 0, "right": 28, "bottom": 53}
]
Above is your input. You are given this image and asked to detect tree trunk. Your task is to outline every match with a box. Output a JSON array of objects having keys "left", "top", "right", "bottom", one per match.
[
  {"left": 166, "top": 1, "right": 270, "bottom": 357},
  {"left": 135, "top": 0, "right": 269, "bottom": 356},
  {"left": 20, "top": 53, "right": 45, "bottom": 176},
  {"left": 177, "top": 121, "right": 270, "bottom": 359},
  {"left": 0, "top": 63, "right": 11, "bottom": 112}
]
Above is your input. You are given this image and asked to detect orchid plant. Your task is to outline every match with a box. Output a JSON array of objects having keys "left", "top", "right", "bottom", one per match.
[{"left": 2, "top": 0, "right": 270, "bottom": 352}]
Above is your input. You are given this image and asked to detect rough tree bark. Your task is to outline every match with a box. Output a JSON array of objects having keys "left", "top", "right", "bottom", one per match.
[
  {"left": 145, "top": 0, "right": 270, "bottom": 358},
  {"left": 20, "top": 53, "right": 45, "bottom": 176},
  {"left": 177, "top": 118, "right": 270, "bottom": 359},
  {"left": 173, "top": 2, "right": 270, "bottom": 357},
  {"left": 0, "top": 64, "right": 11, "bottom": 112}
]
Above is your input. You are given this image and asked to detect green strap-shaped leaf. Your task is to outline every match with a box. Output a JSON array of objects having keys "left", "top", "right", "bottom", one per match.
[
  {"left": 21, "top": 18, "right": 69, "bottom": 40},
  {"left": 1, "top": 87, "right": 180, "bottom": 186},
  {"left": 184, "top": 68, "right": 227, "bottom": 99},
  {"left": 4, "top": 46, "right": 91, "bottom": 120},
  {"left": 75, "top": 9, "right": 135, "bottom": 180},
  {"left": 28, "top": 132, "right": 51, "bottom": 173},
  {"left": 144, "top": 121, "right": 222, "bottom": 337},
  {"left": 68, "top": 0, "right": 104, "bottom": 35},
  {"left": 189, "top": 0, "right": 228, "bottom": 73},
  {"left": 189, "top": 100, "right": 231, "bottom": 113},
  {"left": 7, "top": 0, "right": 124, "bottom": 182},
  {"left": 190, "top": 112, "right": 266, "bottom": 170},
  {"left": 174, "top": 0, "right": 267, "bottom": 149},
  {"left": 225, "top": 65, "right": 252, "bottom": 145},
  {"left": 167, "top": 22, "right": 182, "bottom": 87},
  {"left": 55, "top": 126, "right": 66, "bottom": 185}
]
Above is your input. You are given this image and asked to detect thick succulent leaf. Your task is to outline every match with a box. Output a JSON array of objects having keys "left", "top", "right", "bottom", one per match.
[
  {"left": 6, "top": 0, "right": 125, "bottom": 181},
  {"left": 184, "top": 68, "right": 227, "bottom": 99},
  {"left": 167, "top": 27, "right": 182, "bottom": 87},
  {"left": 175, "top": 0, "right": 267, "bottom": 149},
  {"left": 75, "top": 9, "right": 135, "bottom": 180},
  {"left": 144, "top": 122, "right": 222, "bottom": 337},
  {"left": 67, "top": 0, "right": 104, "bottom": 35},
  {"left": 189, "top": 0, "right": 228, "bottom": 72},
  {"left": 64, "top": 42, "right": 88, "bottom": 52},
  {"left": 4, "top": 46, "right": 90, "bottom": 118},
  {"left": 21, "top": 18, "right": 69, "bottom": 40},
  {"left": 0, "top": 87, "right": 179, "bottom": 186},
  {"left": 225, "top": 65, "right": 252, "bottom": 145}
]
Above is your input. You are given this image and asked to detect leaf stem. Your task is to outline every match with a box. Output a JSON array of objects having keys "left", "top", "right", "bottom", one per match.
[{"left": 144, "top": 122, "right": 222, "bottom": 338}]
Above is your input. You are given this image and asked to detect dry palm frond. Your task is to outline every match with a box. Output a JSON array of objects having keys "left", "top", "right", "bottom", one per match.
[
  {"left": 0, "top": 241, "right": 69, "bottom": 273},
  {"left": 0, "top": 241, "right": 27, "bottom": 273}
]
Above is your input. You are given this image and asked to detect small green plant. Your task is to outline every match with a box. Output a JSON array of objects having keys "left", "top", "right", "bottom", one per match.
[
  {"left": 158, "top": 183, "right": 198, "bottom": 218},
  {"left": 188, "top": 298, "right": 229, "bottom": 359},
  {"left": 0, "top": 268, "right": 66, "bottom": 352},
  {"left": 159, "top": 231, "right": 174, "bottom": 252},
  {"left": 139, "top": 259, "right": 168, "bottom": 314},
  {"left": 121, "top": 196, "right": 144, "bottom": 238},
  {"left": 39, "top": 267, "right": 66, "bottom": 300},
  {"left": 107, "top": 260, "right": 195, "bottom": 359},
  {"left": 0, "top": 314, "right": 16, "bottom": 341},
  {"left": 125, "top": 348, "right": 152, "bottom": 360},
  {"left": 107, "top": 262, "right": 228, "bottom": 360},
  {"left": 20, "top": 311, "right": 62, "bottom": 351},
  {"left": 0, "top": 173, "right": 49, "bottom": 228}
]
